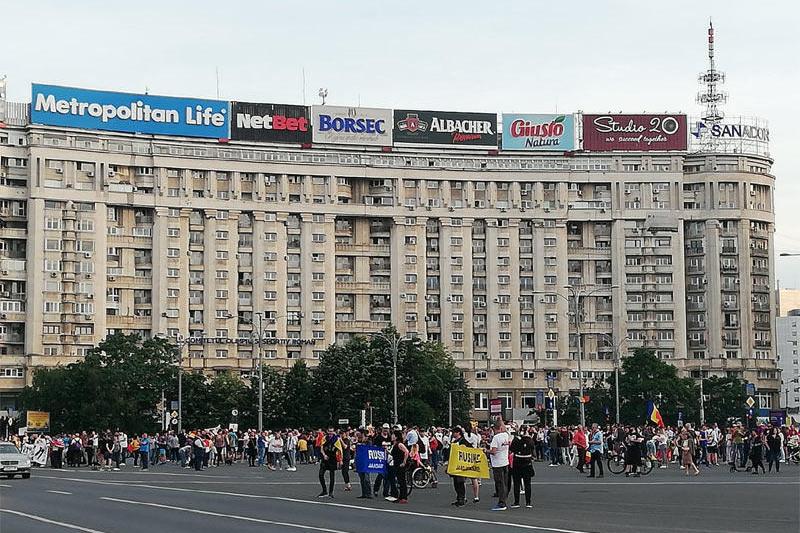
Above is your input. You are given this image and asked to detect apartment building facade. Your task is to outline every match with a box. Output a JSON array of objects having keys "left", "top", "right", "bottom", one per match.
[{"left": 0, "top": 84, "right": 780, "bottom": 416}]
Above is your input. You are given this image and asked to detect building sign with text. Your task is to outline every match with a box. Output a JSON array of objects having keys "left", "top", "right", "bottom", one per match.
[
  {"left": 393, "top": 109, "right": 497, "bottom": 147},
  {"left": 230, "top": 102, "right": 310, "bottom": 143},
  {"left": 501, "top": 113, "right": 575, "bottom": 151},
  {"left": 312, "top": 105, "right": 392, "bottom": 146},
  {"left": 582, "top": 114, "right": 687, "bottom": 151}
]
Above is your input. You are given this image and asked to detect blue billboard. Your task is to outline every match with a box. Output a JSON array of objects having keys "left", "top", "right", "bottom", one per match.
[
  {"left": 31, "top": 84, "right": 229, "bottom": 138},
  {"left": 501, "top": 113, "right": 575, "bottom": 151}
]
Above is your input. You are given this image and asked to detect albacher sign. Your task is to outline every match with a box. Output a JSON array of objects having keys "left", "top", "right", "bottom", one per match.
[
  {"left": 230, "top": 102, "right": 310, "bottom": 143},
  {"left": 312, "top": 105, "right": 392, "bottom": 146},
  {"left": 393, "top": 109, "right": 497, "bottom": 147},
  {"left": 501, "top": 113, "right": 575, "bottom": 151},
  {"left": 582, "top": 114, "right": 687, "bottom": 151}
]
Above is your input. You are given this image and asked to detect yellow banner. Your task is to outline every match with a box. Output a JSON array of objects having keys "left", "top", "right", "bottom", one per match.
[
  {"left": 447, "top": 443, "right": 490, "bottom": 479},
  {"left": 26, "top": 411, "right": 50, "bottom": 432}
]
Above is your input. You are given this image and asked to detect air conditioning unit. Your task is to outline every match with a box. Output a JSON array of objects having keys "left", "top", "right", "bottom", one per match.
[
  {"left": 87, "top": 294, "right": 93, "bottom": 299},
  {"left": 108, "top": 170, "right": 116, "bottom": 177},
  {"left": 86, "top": 171, "right": 95, "bottom": 177},
  {"left": 84, "top": 315, "right": 92, "bottom": 320},
  {"left": 0, "top": 314, "right": 6, "bottom": 320},
  {"left": 84, "top": 252, "right": 92, "bottom": 258},
  {"left": 55, "top": 168, "right": 64, "bottom": 174},
  {"left": 85, "top": 273, "right": 92, "bottom": 279},
  {"left": 108, "top": 276, "right": 116, "bottom": 281},
  {"left": 0, "top": 291, "right": 9, "bottom": 298},
  {"left": 50, "top": 272, "right": 58, "bottom": 278}
]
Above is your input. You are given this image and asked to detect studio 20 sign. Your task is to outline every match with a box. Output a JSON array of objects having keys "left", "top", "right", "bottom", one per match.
[
  {"left": 312, "top": 105, "right": 392, "bottom": 146},
  {"left": 582, "top": 114, "right": 687, "bottom": 151},
  {"left": 502, "top": 113, "right": 575, "bottom": 151}
]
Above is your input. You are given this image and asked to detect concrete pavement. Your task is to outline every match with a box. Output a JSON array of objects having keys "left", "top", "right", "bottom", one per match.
[{"left": 0, "top": 460, "right": 797, "bottom": 533}]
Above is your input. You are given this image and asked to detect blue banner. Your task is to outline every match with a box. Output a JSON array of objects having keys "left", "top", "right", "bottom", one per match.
[
  {"left": 355, "top": 444, "right": 387, "bottom": 475},
  {"left": 501, "top": 113, "right": 575, "bottom": 151},
  {"left": 31, "top": 84, "right": 229, "bottom": 138}
]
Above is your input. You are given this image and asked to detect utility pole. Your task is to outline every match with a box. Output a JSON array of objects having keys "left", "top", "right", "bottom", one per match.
[
  {"left": 448, "top": 391, "right": 453, "bottom": 427},
  {"left": 255, "top": 312, "right": 264, "bottom": 433},
  {"left": 699, "top": 361, "right": 705, "bottom": 425},
  {"left": 392, "top": 338, "right": 399, "bottom": 425}
]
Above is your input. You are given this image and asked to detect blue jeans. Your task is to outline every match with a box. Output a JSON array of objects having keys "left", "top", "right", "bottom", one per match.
[
  {"left": 258, "top": 447, "right": 266, "bottom": 466},
  {"left": 139, "top": 450, "right": 149, "bottom": 469}
]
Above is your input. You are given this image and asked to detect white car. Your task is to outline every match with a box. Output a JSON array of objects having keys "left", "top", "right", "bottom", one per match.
[{"left": 0, "top": 441, "right": 32, "bottom": 479}]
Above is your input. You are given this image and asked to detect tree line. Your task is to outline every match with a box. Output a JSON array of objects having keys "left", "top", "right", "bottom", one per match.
[{"left": 19, "top": 330, "right": 471, "bottom": 433}]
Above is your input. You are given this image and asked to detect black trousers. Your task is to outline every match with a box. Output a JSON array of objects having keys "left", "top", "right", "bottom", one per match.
[
  {"left": 319, "top": 462, "right": 337, "bottom": 494},
  {"left": 390, "top": 465, "right": 408, "bottom": 500},
  {"left": 452, "top": 475, "right": 466, "bottom": 504},
  {"left": 511, "top": 464, "right": 533, "bottom": 506},
  {"left": 590, "top": 450, "right": 604, "bottom": 476},
  {"left": 341, "top": 459, "right": 350, "bottom": 484}
]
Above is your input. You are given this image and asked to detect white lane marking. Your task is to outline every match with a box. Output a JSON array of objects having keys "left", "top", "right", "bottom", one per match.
[
  {"left": 43, "top": 469, "right": 238, "bottom": 478},
  {"left": 47, "top": 490, "right": 73, "bottom": 495},
  {"left": 0, "top": 483, "right": 12, "bottom": 487},
  {"left": 94, "top": 480, "right": 594, "bottom": 533},
  {"left": 37, "top": 474, "right": 800, "bottom": 487},
  {"left": 0, "top": 509, "right": 109, "bottom": 533},
  {"left": 93, "top": 480, "right": 319, "bottom": 485},
  {"left": 101, "top": 497, "right": 354, "bottom": 533}
]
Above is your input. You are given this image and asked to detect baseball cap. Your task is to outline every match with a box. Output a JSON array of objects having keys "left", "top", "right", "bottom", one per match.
[{"left": 382, "top": 423, "right": 390, "bottom": 429}]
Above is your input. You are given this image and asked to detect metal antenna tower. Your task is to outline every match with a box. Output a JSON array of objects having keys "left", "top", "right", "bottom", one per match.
[{"left": 696, "top": 20, "right": 728, "bottom": 150}]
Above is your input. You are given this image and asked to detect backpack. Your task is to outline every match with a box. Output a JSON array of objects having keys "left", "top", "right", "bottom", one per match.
[{"left": 418, "top": 439, "right": 426, "bottom": 455}]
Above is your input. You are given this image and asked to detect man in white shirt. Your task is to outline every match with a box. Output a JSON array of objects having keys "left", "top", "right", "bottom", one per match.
[{"left": 488, "top": 418, "right": 511, "bottom": 511}]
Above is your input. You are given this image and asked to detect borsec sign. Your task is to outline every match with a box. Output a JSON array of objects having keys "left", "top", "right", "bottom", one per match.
[{"left": 312, "top": 105, "right": 392, "bottom": 146}]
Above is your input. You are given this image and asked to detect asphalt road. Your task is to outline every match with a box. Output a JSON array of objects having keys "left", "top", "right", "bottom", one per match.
[{"left": 0, "top": 460, "right": 797, "bottom": 533}]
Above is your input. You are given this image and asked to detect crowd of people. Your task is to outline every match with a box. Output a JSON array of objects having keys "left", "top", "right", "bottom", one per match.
[{"left": 7, "top": 420, "right": 798, "bottom": 512}]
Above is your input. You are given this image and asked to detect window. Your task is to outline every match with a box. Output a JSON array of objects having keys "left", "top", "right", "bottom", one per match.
[
  {"left": 167, "top": 248, "right": 180, "bottom": 258},
  {"left": 450, "top": 237, "right": 463, "bottom": 246},
  {"left": 168, "top": 227, "right": 180, "bottom": 237},
  {"left": 167, "top": 288, "right": 179, "bottom": 298},
  {"left": 312, "top": 234, "right": 326, "bottom": 243},
  {"left": 474, "top": 392, "right": 489, "bottom": 410},
  {"left": 216, "top": 250, "right": 228, "bottom": 260},
  {"left": 544, "top": 238, "right": 556, "bottom": 247},
  {"left": 312, "top": 292, "right": 325, "bottom": 301},
  {"left": 475, "top": 371, "right": 487, "bottom": 380},
  {"left": 167, "top": 268, "right": 179, "bottom": 278},
  {"left": 500, "top": 370, "right": 513, "bottom": 380},
  {"left": 405, "top": 274, "right": 417, "bottom": 283},
  {"left": 215, "top": 350, "right": 228, "bottom": 359}
]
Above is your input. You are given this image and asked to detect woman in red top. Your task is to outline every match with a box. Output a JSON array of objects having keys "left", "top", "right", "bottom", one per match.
[{"left": 572, "top": 426, "right": 588, "bottom": 474}]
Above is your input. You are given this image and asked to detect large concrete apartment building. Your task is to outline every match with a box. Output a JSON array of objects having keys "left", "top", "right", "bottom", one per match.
[{"left": 0, "top": 80, "right": 780, "bottom": 416}]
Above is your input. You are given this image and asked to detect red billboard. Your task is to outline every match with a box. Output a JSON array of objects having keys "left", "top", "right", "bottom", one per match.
[{"left": 582, "top": 114, "right": 687, "bottom": 151}]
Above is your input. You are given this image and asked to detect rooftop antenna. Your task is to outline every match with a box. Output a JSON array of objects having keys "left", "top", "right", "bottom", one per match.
[
  {"left": 302, "top": 68, "right": 306, "bottom": 106},
  {"left": 318, "top": 88, "right": 328, "bottom": 105},
  {"left": 696, "top": 19, "right": 727, "bottom": 150},
  {"left": 215, "top": 67, "right": 220, "bottom": 99}
]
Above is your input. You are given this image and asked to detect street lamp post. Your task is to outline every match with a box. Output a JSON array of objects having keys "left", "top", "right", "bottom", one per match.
[
  {"left": 563, "top": 285, "right": 620, "bottom": 428},
  {"left": 597, "top": 333, "right": 627, "bottom": 425},
  {"left": 169, "top": 333, "right": 188, "bottom": 434},
  {"left": 373, "top": 332, "right": 413, "bottom": 425}
]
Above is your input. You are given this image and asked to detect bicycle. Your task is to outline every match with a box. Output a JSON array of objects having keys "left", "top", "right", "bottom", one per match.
[
  {"left": 787, "top": 446, "right": 800, "bottom": 465},
  {"left": 607, "top": 443, "right": 654, "bottom": 476},
  {"left": 410, "top": 462, "right": 438, "bottom": 489}
]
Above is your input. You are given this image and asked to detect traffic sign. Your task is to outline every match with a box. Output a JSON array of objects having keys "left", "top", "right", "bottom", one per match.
[
  {"left": 745, "top": 396, "right": 755, "bottom": 409},
  {"left": 170, "top": 410, "right": 178, "bottom": 419},
  {"left": 547, "top": 388, "right": 556, "bottom": 400},
  {"left": 170, "top": 418, "right": 178, "bottom": 425},
  {"left": 231, "top": 409, "right": 239, "bottom": 417},
  {"left": 338, "top": 418, "right": 349, "bottom": 425}
]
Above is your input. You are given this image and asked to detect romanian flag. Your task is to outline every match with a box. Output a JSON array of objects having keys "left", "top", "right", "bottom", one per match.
[{"left": 647, "top": 401, "right": 665, "bottom": 428}]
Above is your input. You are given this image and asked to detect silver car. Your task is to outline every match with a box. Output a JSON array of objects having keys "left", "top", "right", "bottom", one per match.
[{"left": 0, "top": 441, "right": 32, "bottom": 479}]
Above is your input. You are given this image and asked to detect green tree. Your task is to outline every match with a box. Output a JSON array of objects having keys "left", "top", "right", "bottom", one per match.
[
  {"left": 283, "top": 361, "right": 313, "bottom": 428},
  {"left": 702, "top": 376, "right": 747, "bottom": 425},
  {"left": 19, "top": 333, "right": 175, "bottom": 433},
  {"left": 616, "top": 348, "right": 699, "bottom": 426}
]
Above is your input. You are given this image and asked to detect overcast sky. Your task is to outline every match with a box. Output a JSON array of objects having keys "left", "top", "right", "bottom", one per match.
[{"left": 4, "top": 0, "right": 798, "bottom": 285}]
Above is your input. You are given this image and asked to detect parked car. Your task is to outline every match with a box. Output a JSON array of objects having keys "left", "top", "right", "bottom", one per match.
[{"left": 0, "top": 441, "right": 32, "bottom": 479}]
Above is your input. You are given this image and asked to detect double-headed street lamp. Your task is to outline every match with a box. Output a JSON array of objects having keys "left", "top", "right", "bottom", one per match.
[
  {"left": 372, "top": 331, "right": 415, "bottom": 425},
  {"left": 596, "top": 332, "right": 628, "bottom": 425},
  {"left": 250, "top": 311, "right": 303, "bottom": 432},
  {"left": 537, "top": 285, "right": 619, "bottom": 428}
]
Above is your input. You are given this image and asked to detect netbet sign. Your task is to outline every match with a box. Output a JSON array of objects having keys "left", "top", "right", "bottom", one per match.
[{"left": 230, "top": 102, "right": 310, "bottom": 143}]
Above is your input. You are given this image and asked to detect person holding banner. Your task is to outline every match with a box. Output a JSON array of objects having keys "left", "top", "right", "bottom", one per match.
[
  {"left": 318, "top": 427, "right": 343, "bottom": 498},
  {"left": 448, "top": 426, "right": 470, "bottom": 507},
  {"left": 354, "top": 428, "right": 384, "bottom": 499}
]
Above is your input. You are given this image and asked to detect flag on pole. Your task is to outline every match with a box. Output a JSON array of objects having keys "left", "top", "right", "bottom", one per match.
[{"left": 647, "top": 401, "right": 665, "bottom": 428}]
